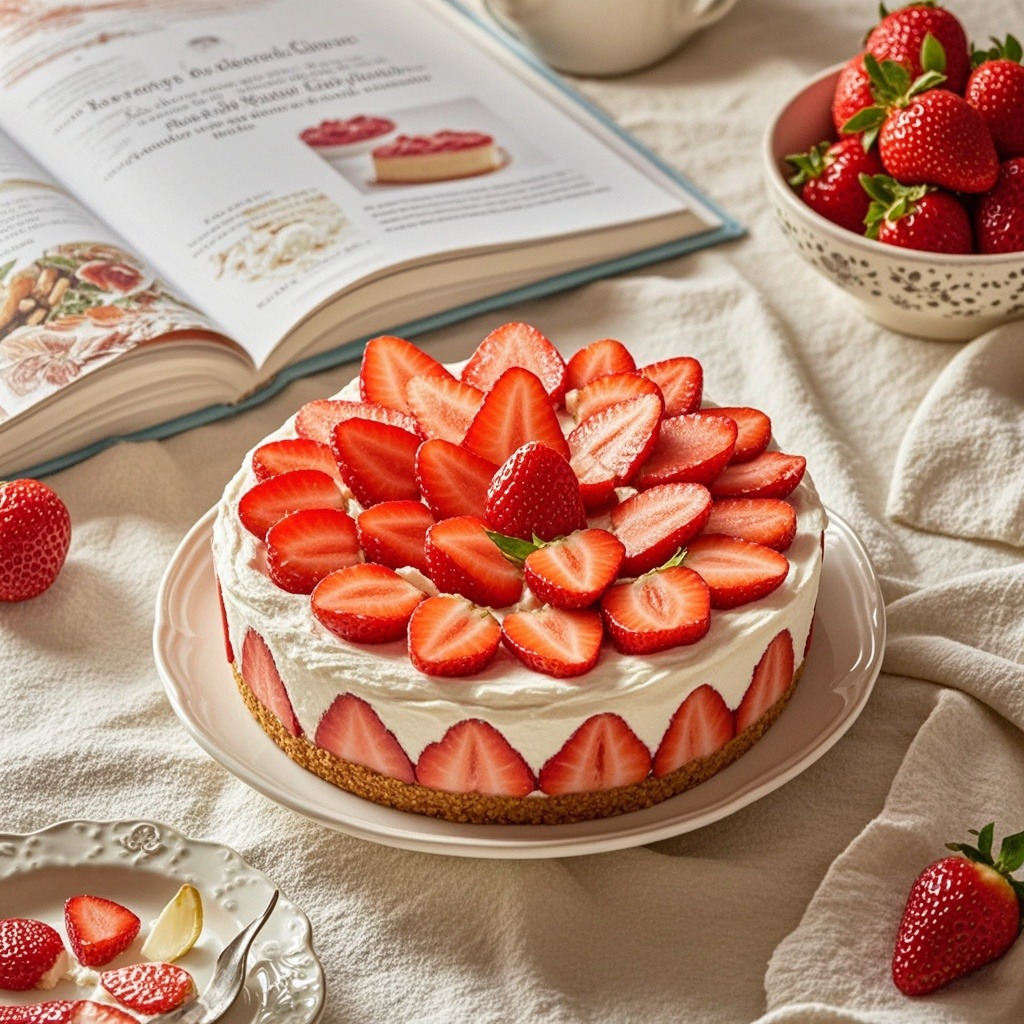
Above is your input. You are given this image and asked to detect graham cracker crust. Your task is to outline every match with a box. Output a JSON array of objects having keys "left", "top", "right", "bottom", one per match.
[{"left": 231, "top": 662, "right": 805, "bottom": 826}]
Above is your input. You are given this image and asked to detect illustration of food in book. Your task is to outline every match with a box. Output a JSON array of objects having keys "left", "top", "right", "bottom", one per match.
[
  {"left": 211, "top": 191, "right": 349, "bottom": 282},
  {"left": 371, "top": 129, "right": 504, "bottom": 184},
  {"left": 300, "top": 115, "right": 397, "bottom": 165},
  {"left": 0, "top": 242, "right": 208, "bottom": 411}
]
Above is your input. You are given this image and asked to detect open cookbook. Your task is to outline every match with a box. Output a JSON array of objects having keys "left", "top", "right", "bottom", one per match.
[{"left": 0, "top": 0, "right": 741, "bottom": 478}]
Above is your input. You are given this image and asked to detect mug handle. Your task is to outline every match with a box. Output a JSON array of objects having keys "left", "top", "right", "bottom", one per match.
[{"left": 691, "top": 0, "right": 741, "bottom": 28}]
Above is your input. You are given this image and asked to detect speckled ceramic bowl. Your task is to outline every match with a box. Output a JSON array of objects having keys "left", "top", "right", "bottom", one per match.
[{"left": 763, "top": 64, "right": 1024, "bottom": 342}]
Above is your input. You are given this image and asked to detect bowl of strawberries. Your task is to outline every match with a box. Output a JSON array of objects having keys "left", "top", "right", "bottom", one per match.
[{"left": 763, "top": 1, "right": 1024, "bottom": 341}]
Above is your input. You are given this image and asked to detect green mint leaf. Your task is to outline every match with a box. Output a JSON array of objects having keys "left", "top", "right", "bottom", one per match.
[{"left": 485, "top": 531, "right": 538, "bottom": 566}]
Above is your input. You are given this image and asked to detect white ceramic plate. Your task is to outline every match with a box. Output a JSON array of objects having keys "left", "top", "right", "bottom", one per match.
[
  {"left": 0, "top": 820, "right": 324, "bottom": 1023},
  {"left": 154, "top": 508, "right": 884, "bottom": 859}
]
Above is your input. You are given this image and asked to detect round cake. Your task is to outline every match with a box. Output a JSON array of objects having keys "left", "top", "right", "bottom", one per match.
[
  {"left": 371, "top": 130, "right": 500, "bottom": 184},
  {"left": 299, "top": 115, "right": 396, "bottom": 159},
  {"left": 212, "top": 323, "right": 826, "bottom": 825}
]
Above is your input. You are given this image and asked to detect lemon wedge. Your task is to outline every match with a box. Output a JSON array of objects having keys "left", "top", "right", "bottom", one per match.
[{"left": 141, "top": 884, "right": 203, "bottom": 963}]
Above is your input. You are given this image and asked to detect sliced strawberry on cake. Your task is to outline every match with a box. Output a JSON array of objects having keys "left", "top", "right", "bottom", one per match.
[
  {"left": 735, "top": 630, "right": 795, "bottom": 732},
  {"left": 425, "top": 515, "right": 523, "bottom": 607},
  {"left": 359, "top": 333, "right": 453, "bottom": 414},
  {"left": 356, "top": 500, "right": 435, "bottom": 574},
  {"left": 405, "top": 374, "right": 484, "bottom": 444},
  {"left": 266, "top": 507, "right": 361, "bottom": 594},
  {"left": 633, "top": 412, "right": 737, "bottom": 489},
  {"left": 415, "top": 439, "right": 497, "bottom": 520},
  {"left": 314, "top": 693, "right": 416, "bottom": 783},
  {"left": 311, "top": 563, "right": 425, "bottom": 643},
  {"left": 565, "top": 338, "right": 636, "bottom": 392},
  {"left": 461, "top": 321, "right": 567, "bottom": 404},
  {"left": 501, "top": 605, "right": 604, "bottom": 678},
  {"left": 237, "top": 469, "right": 344, "bottom": 540},
  {"left": 415, "top": 719, "right": 536, "bottom": 797},
  {"left": 639, "top": 356, "right": 702, "bottom": 415},
  {"left": 683, "top": 534, "right": 790, "bottom": 609},
  {"left": 711, "top": 406, "right": 772, "bottom": 463},
  {"left": 709, "top": 451, "right": 806, "bottom": 500},
  {"left": 331, "top": 417, "right": 421, "bottom": 507},
  {"left": 408, "top": 595, "right": 501, "bottom": 677},
  {"left": 600, "top": 558, "right": 711, "bottom": 654},
  {"left": 294, "top": 398, "right": 420, "bottom": 444},
  {"left": 653, "top": 685, "right": 735, "bottom": 777},
  {"left": 565, "top": 370, "right": 663, "bottom": 423},
  {"left": 539, "top": 713, "right": 651, "bottom": 795},
  {"left": 704, "top": 498, "right": 796, "bottom": 552},
  {"left": 240, "top": 629, "right": 302, "bottom": 736},
  {"left": 251, "top": 437, "right": 343, "bottom": 486}
]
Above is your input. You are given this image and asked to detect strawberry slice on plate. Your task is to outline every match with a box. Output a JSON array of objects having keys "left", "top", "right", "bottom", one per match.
[
  {"left": 266, "top": 507, "right": 361, "bottom": 594},
  {"left": 416, "top": 439, "right": 497, "bottom": 521},
  {"left": 568, "top": 391, "right": 662, "bottom": 509},
  {"left": 462, "top": 366, "right": 568, "bottom": 466},
  {"left": 610, "top": 482, "right": 713, "bottom": 577},
  {"left": 251, "top": 437, "right": 342, "bottom": 486},
  {"left": 356, "top": 500, "right": 435, "bottom": 574},
  {"left": 704, "top": 497, "right": 796, "bottom": 551},
  {"left": 64, "top": 895, "right": 140, "bottom": 968},
  {"left": 639, "top": 356, "right": 702, "bottom": 416},
  {"left": 0, "top": 1002, "right": 139, "bottom": 1024},
  {"left": 359, "top": 334, "right": 453, "bottom": 414},
  {"left": 565, "top": 338, "right": 636, "bottom": 391},
  {"left": 408, "top": 595, "right": 501, "bottom": 676},
  {"left": 311, "top": 563, "right": 425, "bottom": 643},
  {"left": 416, "top": 719, "right": 536, "bottom": 797},
  {"left": 0, "top": 918, "right": 67, "bottom": 992},
  {"left": 331, "top": 418, "right": 421, "bottom": 507},
  {"left": 709, "top": 451, "right": 806, "bottom": 500},
  {"left": 100, "top": 962, "right": 194, "bottom": 1016},
  {"left": 461, "top": 321, "right": 567, "bottom": 404},
  {"left": 600, "top": 563, "right": 711, "bottom": 654},
  {"left": 237, "top": 469, "right": 344, "bottom": 540},
  {"left": 539, "top": 713, "right": 651, "bottom": 795},
  {"left": 683, "top": 534, "right": 790, "bottom": 609},
  {"left": 735, "top": 629, "right": 794, "bottom": 732},
  {"left": 566, "top": 370, "right": 663, "bottom": 423},
  {"left": 314, "top": 693, "right": 416, "bottom": 783},
  {"left": 485, "top": 442, "right": 587, "bottom": 542},
  {"left": 710, "top": 406, "right": 771, "bottom": 463},
  {"left": 240, "top": 629, "right": 302, "bottom": 736},
  {"left": 425, "top": 516, "right": 523, "bottom": 608},
  {"left": 653, "top": 685, "right": 735, "bottom": 777},
  {"left": 501, "top": 605, "right": 604, "bottom": 677},
  {"left": 294, "top": 398, "right": 420, "bottom": 444},
  {"left": 518, "top": 528, "right": 624, "bottom": 609},
  {"left": 405, "top": 374, "right": 484, "bottom": 444},
  {"left": 634, "top": 412, "right": 737, "bottom": 489}
]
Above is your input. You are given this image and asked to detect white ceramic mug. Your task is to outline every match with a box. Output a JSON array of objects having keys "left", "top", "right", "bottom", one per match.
[{"left": 484, "top": 0, "right": 740, "bottom": 76}]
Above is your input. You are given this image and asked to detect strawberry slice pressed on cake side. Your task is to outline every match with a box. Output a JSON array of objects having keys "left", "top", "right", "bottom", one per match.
[
  {"left": 239, "top": 629, "right": 303, "bottom": 737},
  {"left": 735, "top": 629, "right": 795, "bottom": 734},
  {"left": 539, "top": 713, "right": 651, "bottom": 795},
  {"left": 653, "top": 685, "right": 736, "bottom": 778},
  {"left": 415, "top": 719, "right": 536, "bottom": 797},
  {"left": 314, "top": 693, "right": 416, "bottom": 783}
]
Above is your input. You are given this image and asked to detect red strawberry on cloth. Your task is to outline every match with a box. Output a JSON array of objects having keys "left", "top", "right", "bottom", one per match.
[
  {"left": 787, "top": 137, "right": 884, "bottom": 233},
  {"left": 975, "top": 157, "right": 1024, "bottom": 254},
  {"left": 967, "top": 36, "right": 1024, "bottom": 159},
  {"left": 0, "top": 479, "right": 71, "bottom": 602},
  {"left": 64, "top": 895, "right": 140, "bottom": 968},
  {"left": 0, "top": 919, "right": 67, "bottom": 991},
  {"left": 861, "top": 173, "right": 973, "bottom": 253},
  {"left": 865, "top": 1, "right": 970, "bottom": 93},
  {"left": 100, "top": 962, "right": 195, "bottom": 1015},
  {"left": 892, "top": 823, "right": 1024, "bottom": 996}
]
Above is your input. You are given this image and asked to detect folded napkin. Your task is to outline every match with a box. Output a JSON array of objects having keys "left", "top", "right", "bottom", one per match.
[{"left": 886, "top": 324, "right": 1024, "bottom": 548}]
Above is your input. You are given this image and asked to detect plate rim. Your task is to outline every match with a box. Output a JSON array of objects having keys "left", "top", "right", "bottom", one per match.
[
  {"left": 0, "top": 817, "right": 326, "bottom": 1024},
  {"left": 154, "top": 507, "right": 885, "bottom": 859}
]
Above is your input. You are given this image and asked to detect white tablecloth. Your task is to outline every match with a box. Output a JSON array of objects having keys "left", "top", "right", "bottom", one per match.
[{"left": 4, "top": 1, "right": 1023, "bottom": 1021}]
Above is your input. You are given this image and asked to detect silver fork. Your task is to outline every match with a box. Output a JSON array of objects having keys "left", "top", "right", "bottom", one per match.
[{"left": 156, "top": 890, "right": 279, "bottom": 1024}]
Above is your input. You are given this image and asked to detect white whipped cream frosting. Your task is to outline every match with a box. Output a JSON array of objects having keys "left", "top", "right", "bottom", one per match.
[{"left": 212, "top": 373, "right": 827, "bottom": 770}]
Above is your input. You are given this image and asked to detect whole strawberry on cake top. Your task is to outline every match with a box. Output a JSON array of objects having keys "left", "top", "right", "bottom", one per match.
[{"left": 212, "top": 323, "right": 826, "bottom": 824}]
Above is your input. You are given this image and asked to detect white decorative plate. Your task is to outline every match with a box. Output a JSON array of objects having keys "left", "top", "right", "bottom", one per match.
[
  {"left": 0, "top": 820, "right": 324, "bottom": 1023},
  {"left": 155, "top": 509, "right": 884, "bottom": 859}
]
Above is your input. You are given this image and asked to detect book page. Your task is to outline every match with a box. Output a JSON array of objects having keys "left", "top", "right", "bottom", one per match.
[
  {"left": 0, "top": 0, "right": 713, "bottom": 368},
  {"left": 0, "top": 132, "right": 218, "bottom": 422}
]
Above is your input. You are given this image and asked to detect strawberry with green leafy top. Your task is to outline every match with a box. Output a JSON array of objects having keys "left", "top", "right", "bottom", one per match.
[
  {"left": 967, "top": 36, "right": 1024, "bottom": 159},
  {"left": 787, "top": 136, "right": 884, "bottom": 233},
  {"left": 893, "top": 823, "right": 1024, "bottom": 996},
  {"left": 861, "top": 173, "right": 973, "bottom": 253},
  {"left": 865, "top": 2, "right": 970, "bottom": 92},
  {"left": 832, "top": 53, "right": 875, "bottom": 133}
]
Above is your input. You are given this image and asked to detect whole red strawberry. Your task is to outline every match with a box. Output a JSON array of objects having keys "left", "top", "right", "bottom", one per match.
[
  {"left": 787, "top": 137, "right": 884, "bottom": 233},
  {"left": 966, "top": 36, "right": 1024, "bottom": 159},
  {"left": 893, "top": 823, "right": 1024, "bottom": 996},
  {"left": 0, "top": 479, "right": 71, "bottom": 601},
  {"left": 485, "top": 442, "right": 587, "bottom": 542},
  {"left": 862, "top": 173, "right": 973, "bottom": 253},
  {"left": 866, "top": 1, "right": 970, "bottom": 93},
  {"left": 832, "top": 53, "right": 874, "bottom": 133},
  {"left": 975, "top": 158, "right": 1024, "bottom": 254}
]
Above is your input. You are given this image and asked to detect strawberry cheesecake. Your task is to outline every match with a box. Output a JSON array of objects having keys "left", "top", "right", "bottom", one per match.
[
  {"left": 212, "top": 324, "right": 827, "bottom": 825},
  {"left": 371, "top": 129, "right": 500, "bottom": 184},
  {"left": 300, "top": 115, "right": 396, "bottom": 159}
]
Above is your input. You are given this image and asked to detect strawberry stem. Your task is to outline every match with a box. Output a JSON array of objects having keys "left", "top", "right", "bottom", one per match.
[
  {"left": 946, "top": 823, "right": 1024, "bottom": 926},
  {"left": 860, "top": 173, "right": 931, "bottom": 238},
  {"left": 971, "top": 34, "right": 1023, "bottom": 68},
  {"left": 486, "top": 530, "right": 541, "bottom": 566},
  {"left": 786, "top": 141, "right": 832, "bottom": 188}
]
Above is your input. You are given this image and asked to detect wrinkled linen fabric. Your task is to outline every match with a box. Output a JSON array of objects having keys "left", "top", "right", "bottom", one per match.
[{"left": 3, "top": 1, "right": 1023, "bottom": 1022}]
